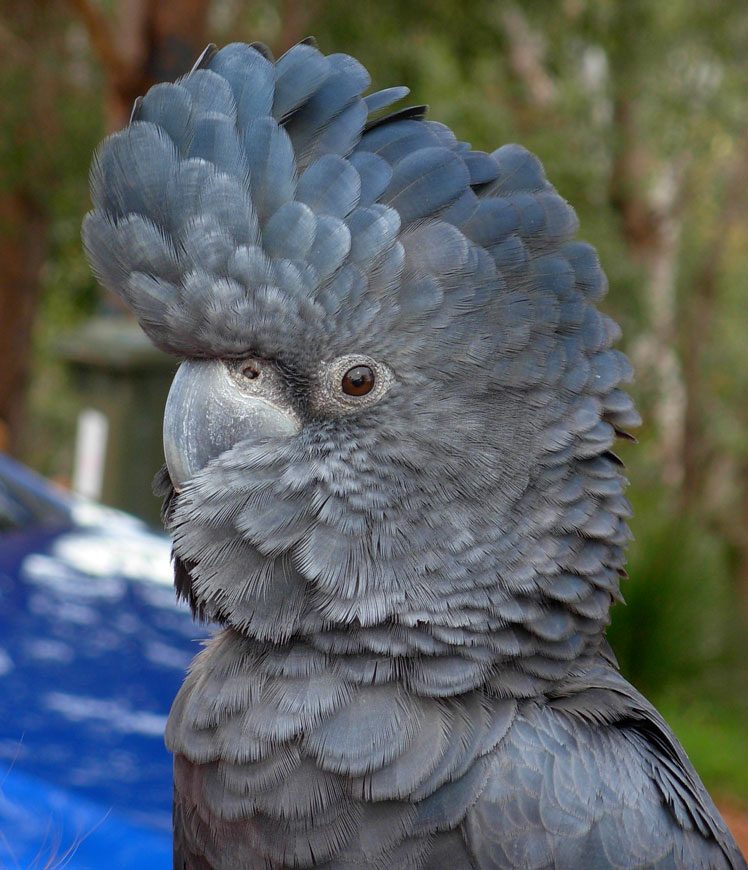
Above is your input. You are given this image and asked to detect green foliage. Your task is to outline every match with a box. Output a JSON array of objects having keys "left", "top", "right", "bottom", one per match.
[
  {"left": 655, "top": 679, "right": 748, "bottom": 804},
  {"left": 607, "top": 483, "right": 738, "bottom": 691},
  {"left": 28, "top": 220, "right": 100, "bottom": 480},
  {"left": 0, "top": 4, "right": 106, "bottom": 472}
]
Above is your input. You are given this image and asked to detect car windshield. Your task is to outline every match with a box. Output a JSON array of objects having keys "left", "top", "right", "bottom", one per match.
[{"left": 0, "top": 455, "right": 72, "bottom": 532}]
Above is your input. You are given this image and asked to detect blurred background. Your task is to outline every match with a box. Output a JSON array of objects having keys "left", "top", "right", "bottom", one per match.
[{"left": 1, "top": 0, "right": 747, "bottom": 831}]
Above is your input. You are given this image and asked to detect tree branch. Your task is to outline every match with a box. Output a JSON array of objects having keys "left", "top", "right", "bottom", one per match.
[
  {"left": 65, "top": 0, "right": 128, "bottom": 82},
  {"left": 500, "top": 6, "right": 556, "bottom": 108},
  {"left": 681, "top": 127, "right": 748, "bottom": 503},
  {"left": 277, "top": 0, "right": 320, "bottom": 53}
]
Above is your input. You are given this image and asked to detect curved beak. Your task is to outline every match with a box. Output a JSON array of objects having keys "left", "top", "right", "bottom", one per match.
[{"left": 163, "top": 359, "right": 301, "bottom": 492}]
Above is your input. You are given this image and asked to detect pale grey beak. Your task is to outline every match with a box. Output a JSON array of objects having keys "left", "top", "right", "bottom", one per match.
[{"left": 163, "top": 359, "right": 301, "bottom": 492}]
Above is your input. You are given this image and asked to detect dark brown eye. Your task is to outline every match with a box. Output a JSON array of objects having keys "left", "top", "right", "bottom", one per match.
[{"left": 341, "top": 365, "right": 375, "bottom": 397}]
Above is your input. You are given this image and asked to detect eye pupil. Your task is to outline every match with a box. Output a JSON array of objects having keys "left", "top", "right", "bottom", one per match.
[
  {"left": 342, "top": 365, "right": 375, "bottom": 397},
  {"left": 242, "top": 363, "right": 261, "bottom": 380}
]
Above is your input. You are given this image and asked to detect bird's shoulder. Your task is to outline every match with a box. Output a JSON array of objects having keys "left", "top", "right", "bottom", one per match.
[{"left": 464, "top": 660, "right": 746, "bottom": 870}]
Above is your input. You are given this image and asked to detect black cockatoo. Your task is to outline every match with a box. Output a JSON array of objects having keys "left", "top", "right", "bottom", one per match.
[{"left": 83, "top": 39, "right": 747, "bottom": 870}]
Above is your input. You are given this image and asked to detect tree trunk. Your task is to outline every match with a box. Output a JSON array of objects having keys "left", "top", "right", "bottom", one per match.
[
  {"left": 681, "top": 130, "right": 748, "bottom": 507},
  {"left": 0, "top": 192, "right": 48, "bottom": 455},
  {"left": 0, "top": 1, "right": 56, "bottom": 456},
  {"left": 609, "top": 95, "right": 688, "bottom": 488},
  {"left": 69, "top": 0, "right": 211, "bottom": 129}
]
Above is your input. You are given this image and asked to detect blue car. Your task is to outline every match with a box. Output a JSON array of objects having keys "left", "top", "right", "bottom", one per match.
[{"left": 0, "top": 454, "right": 207, "bottom": 868}]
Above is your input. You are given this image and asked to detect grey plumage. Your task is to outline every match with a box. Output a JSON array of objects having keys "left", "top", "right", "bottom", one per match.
[{"left": 83, "top": 39, "right": 747, "bottom": 870}]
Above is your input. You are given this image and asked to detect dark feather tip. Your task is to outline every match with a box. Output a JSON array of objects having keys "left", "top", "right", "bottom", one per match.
[
  {"left": 364, "top": 104, "right": 429, "bottom": 133},
  {"left": 189, "top": 43, "right": 218, "bottom": 74},
  {"left": 602, "top": 450, "right": 626, "bottom": 469},
  {"left": 129, "top": 96, "right": 143, "bottom": 125},
  {"left": 613, "top": 427, "right": 638, "bottom": 443},
  {"left": 250, "top": 41, "right": 274, "bottom": 61}
]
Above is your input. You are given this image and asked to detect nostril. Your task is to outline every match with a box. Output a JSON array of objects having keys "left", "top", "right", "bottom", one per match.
[{"left": 242, "top": 362, "right": 261, "bottom": 380}]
